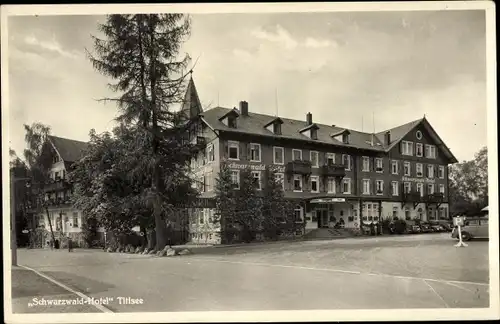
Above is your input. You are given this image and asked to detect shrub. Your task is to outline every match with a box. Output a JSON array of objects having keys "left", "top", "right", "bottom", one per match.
[{"left": 393, "top": 219, "right": 407, "bottom": 234}]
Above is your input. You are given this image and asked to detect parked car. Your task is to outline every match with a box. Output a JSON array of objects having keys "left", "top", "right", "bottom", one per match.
[
  {"left": 407, "top": 224, "right": 421, "bottom": 234},
  {"left": 451, "top": 216, "right": 489, "bottom": 241},
  {"left": 419, "top": 223, "right": 432, "bottom": 233}
]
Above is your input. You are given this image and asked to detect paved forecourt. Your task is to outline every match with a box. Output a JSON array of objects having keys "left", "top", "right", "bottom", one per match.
[{"left": 13, "top": 234, "right": 489, "bottom": 312}]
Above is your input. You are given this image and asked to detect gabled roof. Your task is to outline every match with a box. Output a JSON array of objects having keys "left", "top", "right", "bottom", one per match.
[
  {"left": 331, "top": 129, "right": 350, "bottom": 137},
  {"left": 47, "top": 135, "right": 89, "bottom": 163},
  {"left": 218, "top": 107, "right": 240, "bottom": 121},
  {"left": 263, "top": 117, "right": 284, "bottom": 128}
]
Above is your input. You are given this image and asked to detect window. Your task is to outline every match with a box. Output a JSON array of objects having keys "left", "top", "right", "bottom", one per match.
[
  {"left": 227, "top": 141, "right": 239, "bottom": 160},
  {"left": 273, "top": 147, "right": 284, "bottom": 165},
  {"left": 228, "top": 117, "right": 237, "bottom": 128},
  {"left": 416, "top": 163, "right": 423, "bottom": 177},
  {"left": 292, "top": 149, "right": 302, "bottom": 161},
  {"left": 416, "top": 130, "right": 423, "bottom": 140},
  {"left": 310, "top": 151, "right": 319, "bottom": 168},
  {"left": 405, "top": 208, "right": 411, "bottom": 220},
  {"left": 293, "top": 175, "right": 303, "bottom": 192},
  {"left": 401, "top": 141, "right": 414, "bottom": 156},
  {"left": 416, "top": 143, "right": 423, "bottom": 157},
  {"left": 392, "top": 206, "right": 398, "bottom": 218},
  {"left": 362, "top": 156, "right": 370, "bottom": 172},
  {"left": 275, "top": 173, "right": 285, "bottom": 190},
  {"left": 342, "top": 178, "right": 351, "bottom": 194},
  {"left": 310, "top": 176, "right": 319, "bottom": 193},
  {"left": 439, "top": 184, "right": 445, "bottom": 194},
  {"left": 376, "top": 180, "right": 384, "bottom": 195},
  {"left": 342, "top": 154, "right": 351, "bottom": 171},
  {"left": 251, "top": 171, "right": 261, "bottom": 190},
  {"left": 391, "top": 160, "right": 399, "bottom": 175},
  {"left": 311, "top": 128, "right": 318, "bottom": 140},
  {"left": 427, "top": 183, "right": 435, "bottom": 194},
  {"left": 438, "top": 166, "right": 445, "bottom": 179},
  {"left": 294, "top": 206, "right": 303, "bottom": 223},
  {"left": 327, "top": 177, "right": 336, "bottom": 193},
  {"left": 231, "top": 170, "right": 240, "bottom": 189},
  {"left": 249, "top": 143, "right": 261, "bottom": 162},
  {"left": 362, "top": 179, "right": 371, "bottom": 195},
  {"left": 425, "top": 144, "right": 437, "bottom": 159},
  {"left": 391, "top": 181, "right": 399, "bottom": 196},
  {"left": 404, "top": 161, "right": 411, "bottom": 176},
  {"left": 72, "top": 212, "right": 78, "bottom": 228},
  {"left": 427, "top": 165, "right": 434, "bottom": 178},
  {"left": 326, "top": 153, "right": 335, "bottom": 165},
  {"left": 375, "top": 158, "right": 383, "bottom": 173},
  {"left": 404, "top": 182, "right": 411, "bottom": 194},
  {"left": 416, "top": 183, "right": 424, "bottom": 197},
  {"left": 207, "top": 144, "right": 215, "bottom": 162},
  {"left": 206, "top": 171, "right": 213, "bottom": 192},
  {"left": 273, "top": 123, "right": 282, "bottom": 135}
]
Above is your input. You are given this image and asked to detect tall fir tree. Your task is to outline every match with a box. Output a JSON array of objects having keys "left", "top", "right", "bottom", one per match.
[{"left": 87, "top": 14, "right": 195, "bottom": 250}]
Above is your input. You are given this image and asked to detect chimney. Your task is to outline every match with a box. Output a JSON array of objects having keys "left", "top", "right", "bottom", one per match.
[
  {"left": 384, "top": 131, "right": 391, "bottom": 145},
  {"left": 239, "top": 101, "right": 248, "bottom": 116},
  {"left": 306, "top": 112, "right": 312, "bottom": 125}
]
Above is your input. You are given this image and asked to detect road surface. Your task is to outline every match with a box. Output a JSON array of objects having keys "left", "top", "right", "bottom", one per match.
[{"left": 12, "top": 233, "right": 489, "bottom": 313}]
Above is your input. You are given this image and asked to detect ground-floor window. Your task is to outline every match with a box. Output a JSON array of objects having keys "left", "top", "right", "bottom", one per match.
[
  {"left": 294, "top": 206, "right": 303, "bottom": 223},
  {"left": 392, "top": 206, "right": 398, "bottom": 219},
  {"left": 362, "top": 202, "right": 379, "bottom": 222},
  {"left": 405, "top": 208, "right": 411, "bottom": 220},
  {"left": 417, "top": 208, "right": 424, "bottom": 220}
]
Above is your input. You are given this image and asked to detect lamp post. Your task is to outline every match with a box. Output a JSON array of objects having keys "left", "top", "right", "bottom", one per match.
[{"left": 10, "top": 172, "right": 32, "bottom": 266}]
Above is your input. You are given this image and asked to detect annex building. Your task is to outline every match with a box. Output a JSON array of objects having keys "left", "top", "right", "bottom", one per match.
[{"left": 183, "top": 78, "right": 458, "bottom": 244}]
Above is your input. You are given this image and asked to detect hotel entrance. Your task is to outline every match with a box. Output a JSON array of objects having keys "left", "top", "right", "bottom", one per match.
[{"left": 316, "top": 208, "right": 329, "bottom": 228}]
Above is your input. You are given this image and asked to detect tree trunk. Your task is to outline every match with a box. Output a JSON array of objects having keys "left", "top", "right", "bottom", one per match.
[
  {"left": 147, "top": 229, "right": 157, "bottom": 250},
  {"left": 140, "top": 225, "right": 148, "bottom": 247},
  {"left": 45, "top": 207, "right": 56, "bottom": 246}
]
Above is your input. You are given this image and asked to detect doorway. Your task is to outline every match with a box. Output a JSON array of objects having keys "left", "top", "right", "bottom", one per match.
[{"left": 316, "top": 209, "right": 329, "bottom": 228}]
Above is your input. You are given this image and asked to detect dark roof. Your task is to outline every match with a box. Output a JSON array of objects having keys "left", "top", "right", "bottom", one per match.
[
  {"left": 48, "top": 135, "right": 89, "bottom": 163},
  {"left": 180, "top": 76, "right": 203, "bottom": 120},
  {"left": 200, "top": 107, "right": 457, "bottom": 162},
  {"left": 201, "top": 107, "right": 387, "bottom": 151}
]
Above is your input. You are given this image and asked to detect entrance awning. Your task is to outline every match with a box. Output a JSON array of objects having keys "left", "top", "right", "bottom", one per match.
[
  {"left": 310, "top": 198, "right": 346, "bottom": 204},
  {"left": 481, "top": 206, "right": 489, "bottom": 212}
]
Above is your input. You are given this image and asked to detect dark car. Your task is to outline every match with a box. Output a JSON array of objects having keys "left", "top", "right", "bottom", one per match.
[{"left": 419, "top": 223, "right": 432, "bottom": 233}]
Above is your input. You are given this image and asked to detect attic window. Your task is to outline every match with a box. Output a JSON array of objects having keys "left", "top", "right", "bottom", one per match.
[
  {"left": 228, "top": 116, "right": 237, "bottom": 129},
  {"left": 273, "top": 123, "right": 282, "bottom": 135},
  {"left": 311, "top": 128, "right": 318, "bottom": 140},
  {"left": 342, "top": 133, "right": 349, "bottom": 144}
]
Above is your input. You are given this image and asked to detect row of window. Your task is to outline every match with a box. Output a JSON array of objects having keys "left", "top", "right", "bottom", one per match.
[
  {"left": 41, "top": 212, "right": 80, "bottom": 230},
  {"left": 227, "top": 170, "right": 446, "bottom": 197},
  {"left": 225, "top": 142, "right": 445, "bottom": 178},
  {"left": 401, "top": 141, "right": 437, "bottom": 159},
  {"left": 393, "top": 205, "right": 448, "bottom": 220}
]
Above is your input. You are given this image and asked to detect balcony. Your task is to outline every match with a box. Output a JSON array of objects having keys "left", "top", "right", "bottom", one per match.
[
  {"left": 44, "top": 197, "right": 73, "bottom": 207},
  {"left": 402, "top": 191, "right": 422, "bottom": 203},
  {"left": 44, "top": 178, "right": 71, "bottom": 192},
  {"left": 285, "top": 160, "right": 312, "bottom": 175},
  {"left": 320, "top": 163, "right": 346, "bottom": 178},
  {"left": 426, "top": 193, "right": 444, "bottom": 204}
]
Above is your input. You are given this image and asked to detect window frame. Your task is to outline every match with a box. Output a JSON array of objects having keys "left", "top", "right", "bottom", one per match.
[
  {"left": 227, "top": 141, "right": 240, "bottom": 160},
  {"left": 326, "top": 153, "right": 335, "bottom": 165},
  {"left": 416, "top": 142, "right": 423, "bottom": 157},
  {"left": 391, "top": 181, "right": 399, "bottom": 196},
  {"left": 375, "top": 158, "right": 383, "bottom": 173},
  {"left": 310, "top": 175, "right": 320, "bottom": 193},
  {"left": 402, "top": 140, "right": 414, "bottom": 156},
  {"left": 342, "top": 178, "right": 351, "bottom": 194},
  {"left": 362, "top": 156, "right": 370, "bottom": 172},
  {"left": 404, "top": 161, "right": 411, "bottom": 176},
  {"left": 416, "top": 163, "right": 423, "bottom": 177},
  {"left": 438, "top": 166, "right": 445, "bottom": 179},
  {"left": 292, "top": 149, "right": 302, "bottom": 161},
  {"left": 376, "top": 180, "right": 384, "bottom": 195},
  {"left": 273, "top": 147, "right": 285, "bottom": 165},
  {"left": 310, "top": 151, "right": 319, "bottom": 168},
  {"left": 362, "top": 179, "right": 371, "bottom": 195},
  {"left": 251, "top": 171, "right": 262, "bottom": 190},
  {"left": 231, "top": 170, "right": 240, "bottom": 189},
  {"left": 327, "top": 177, "right": 336, "bottom": 193},
  {"left": 249, "top": 143, "right": 261, "bottom": 162},
  {"left": 293, "top": 174, "right": 303, "bottom": 192},
  {"left": 275, "top": 173, "right": 285, "bottom": 190},
  {"left": 391, "top": 160, "right": 399, "bottom": 175},
  {"left": 342, "top": 154, "right": 351, "bottom": 171}
]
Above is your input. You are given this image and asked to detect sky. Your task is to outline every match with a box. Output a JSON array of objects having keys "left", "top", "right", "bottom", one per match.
[{"left": 7, "top": 9, "right": 488, "bottom": 162}]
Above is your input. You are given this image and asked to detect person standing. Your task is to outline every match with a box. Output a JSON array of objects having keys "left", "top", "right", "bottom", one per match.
[{"left": 67, "top": 236, "right": 73, "bottom": 252}]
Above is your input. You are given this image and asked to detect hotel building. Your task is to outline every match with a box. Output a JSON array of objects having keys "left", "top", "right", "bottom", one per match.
[{"left": 183, "top": 79, "right": 458, "bottom": 244}]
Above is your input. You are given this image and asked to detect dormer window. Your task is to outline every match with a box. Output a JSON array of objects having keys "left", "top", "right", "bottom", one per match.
[
  {"left": 219, "top": 108, "right": 240, "bottom": 129},
  {"left": 228, "top": 116, "right": 237, "bottom": 129},
  {"left": 342, "top": 133, "right": 349, "bottom": 144},
  {"left": 332, "top": 129, "right": 350, "bottom": 144},
  {"left": 311, "top": 128, "right": 318, "bottom": 140},
  {"left": 273, "top": 123, "right": 282, "bottom": 135}
]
